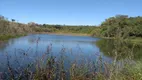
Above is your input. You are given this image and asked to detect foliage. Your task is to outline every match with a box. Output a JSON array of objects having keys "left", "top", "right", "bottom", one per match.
[
  {"left": 0, "top": 15, "right": 97, "bottom": 40},
  {"left": 0, "top": 34, "right": 26, "bottom": 40},
  {"left": 92, "top": 15, "right": 142, "bottom": 39},
  {"left": 0, "top": 15, "right": 33, "bottom": 34},
  {"left": 36, "top": 24, "right": 97, "bottom": 34},
  {"left": 0, "top": 15, "right": 142, "bottom": 41}
]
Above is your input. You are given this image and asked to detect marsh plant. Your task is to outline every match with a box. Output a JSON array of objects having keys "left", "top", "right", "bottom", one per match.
[{"left": 0, "top": 38, "right": 142, "bottom": 80}]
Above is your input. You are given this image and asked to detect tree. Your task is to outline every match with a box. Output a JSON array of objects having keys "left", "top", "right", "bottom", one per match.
[{"left": 11, "top": 19, "right": 15, "bottom": 22}]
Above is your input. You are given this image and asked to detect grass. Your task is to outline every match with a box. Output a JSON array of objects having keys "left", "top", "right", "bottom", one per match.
[
  {"left": 33, "top": 32, "right": 89, "bottom": 36},
  {"left": 127, "top": 37, "right": 142, "bottom": 45},
  {"left": 123, "top": 60, "right": 142, "bottom": 80},
  {"left": 96, "top": 36, "right": 142, "bottom": 45},
  {"left": 0, "top": 34, "right": 26, "bottom": 41}
]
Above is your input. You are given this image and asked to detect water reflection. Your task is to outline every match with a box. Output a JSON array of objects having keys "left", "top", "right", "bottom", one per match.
[
  {"left": 0, "top": 34, "right": 107, "bottom": 72},
  {"left": 0, "top": 41, "right": 9, "bottom": 51},
  {"left": 0, "top": 34, "right": 141, "bottom": 73},
  {"left": 95, "top": 39, "right": 142, "bottom": 60}
]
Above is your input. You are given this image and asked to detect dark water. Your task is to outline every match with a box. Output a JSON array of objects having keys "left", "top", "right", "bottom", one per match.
[{"left": 0, "top": 34, "right": 142, "bottom": 72}]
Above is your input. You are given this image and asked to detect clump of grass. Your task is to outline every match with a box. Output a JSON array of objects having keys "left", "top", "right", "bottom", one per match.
[
  {"left": 121, "top": 60, "right": 142, "bottom": 80},
  {"left": 0, "top": 34, "right": 26, "bottom": 41}
]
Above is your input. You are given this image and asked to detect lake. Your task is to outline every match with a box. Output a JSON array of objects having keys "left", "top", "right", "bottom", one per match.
[{"left": 0, "top": 34, "right": 142, "bottom": 72}]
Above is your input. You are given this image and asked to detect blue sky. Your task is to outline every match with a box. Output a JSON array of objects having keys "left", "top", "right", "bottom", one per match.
[{"left": 0, "top": 0, "right": 142, "bottom": 25}]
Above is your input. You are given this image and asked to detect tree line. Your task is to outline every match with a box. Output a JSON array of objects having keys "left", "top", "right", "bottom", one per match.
[
  {"left": 92, "top": 15, "right": 142, "bottom": 39},
  {"left": 0, "top": 15, "right": 142, "bottom": 40}
]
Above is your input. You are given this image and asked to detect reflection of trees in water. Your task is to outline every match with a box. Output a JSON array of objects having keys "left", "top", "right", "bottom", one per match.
[
  {"left": 0, "top": 39, "right": 16, "bottom": 52},
  {"left": 8, "top": 39, "right": 16, "bottom": 45},
  {"left": 95, "top": 39, "right": 142, "bottom": 60},
  {"left": 0, "top": 41, "right": 9, "bottom": 51},
  {"left": 28, "top": 38, "right": 36, "bottom": 44}
]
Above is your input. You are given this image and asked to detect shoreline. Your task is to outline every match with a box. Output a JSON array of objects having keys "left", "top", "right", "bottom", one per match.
[
  {"left": 0, "top": 34, "right": 27, "bottom": 41},
  {"left": 96, "top": 36, "right": 142, "bottom": 45},
  {"left": 0, "top": 32, "right": 89, "bottom": 42},
  {"left": 32, "top": 32, "right": 90, "bottom": 36},
  {"left": 0, "top": 33, "right": 142, "bottom": 45}
]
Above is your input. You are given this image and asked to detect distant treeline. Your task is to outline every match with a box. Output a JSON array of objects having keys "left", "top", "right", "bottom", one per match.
[
  {"left": 92, "top": 15, "right": 142, "bottom": 39},
  {"left": 0, "top": 16, "right": 33, "bottom": 35},
  {"left": 0, "top": 15, "right": 142, "bottom": 40},
  {"left": 35, "top": 24, "right": 97, "bottom": 34},
  {"left": 0, "top": 15, "right": 96, "bottom": 35}
]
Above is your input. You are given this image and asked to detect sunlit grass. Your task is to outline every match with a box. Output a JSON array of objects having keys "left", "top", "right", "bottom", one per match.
[{"left": 0, "top": 34, "right": 26, "bottom": 41}]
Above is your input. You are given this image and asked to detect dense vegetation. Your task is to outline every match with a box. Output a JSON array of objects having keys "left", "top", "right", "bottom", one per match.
[
  {"left": 92, "top": 15, "right": 142, "bottom": 39},
  {"left": 0, "top": 15, "right": 33, "bottom": 40},
  {"left": 0, "top": 16, "right": 33, "bottom": 34},
  {"left": 0, "top": 15, "right": 97, "bottom": 40},
  {"left": 0, "top": 15, "right": 142, "bottom": 41},
  {"left": 34, "top": 24, "right": 96, "bottom": 34}
]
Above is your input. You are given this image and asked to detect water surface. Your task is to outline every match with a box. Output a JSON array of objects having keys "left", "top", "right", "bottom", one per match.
[{"left": 0, "top": 34, "right": 142, "bottom": 72}]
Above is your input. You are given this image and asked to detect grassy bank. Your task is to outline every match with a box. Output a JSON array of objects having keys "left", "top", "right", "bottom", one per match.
[
  {"left": 33, "top": 32, "right": 90, "bottom": 36},
  {"left": 126, "top": 37, "right": 142, "bottom": 45},
  {"left": 94, "top": 36, "right": 142, "bottom": 45},
  {"left": 0, "top": 34, "right": 26, "bottom": 41},
  {"left": 91, "top": 15, "right": 142, "bottom": 44}
]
